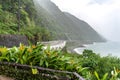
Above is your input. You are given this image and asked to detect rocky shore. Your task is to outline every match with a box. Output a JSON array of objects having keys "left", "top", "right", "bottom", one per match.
[{"left": 66, "top": 40, "right": 93, "bottom": 53}]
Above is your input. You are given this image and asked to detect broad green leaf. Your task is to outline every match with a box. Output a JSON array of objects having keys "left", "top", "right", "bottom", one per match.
[
  {"left": 20, "top": 59, "right": 24, "bottom": 64},
  {"left": 78, "top": 67, "right": 89, "bottom": 72},
  {"left": 40, "top": 60, "right": 44, "bottom": 66},
  {"left": 94, "top": 71, "right": 100, "bottom": 80},
  {"left": 0, "top": 57, "right": 9, "bottom": 61},
  {"left": 60, "top": 56, "right": 71, "bottom": 61},
  {"left": 102, "top": 73, "right": 108, "bottom": 80},
  {"left": 45, "top": 61, "right": 48, "bottom": 67}
]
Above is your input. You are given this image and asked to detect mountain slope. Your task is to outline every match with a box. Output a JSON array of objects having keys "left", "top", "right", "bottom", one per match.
[
  {"left": 64, "top": 12, "right": 105, "bottom": 42},
  {"left": 33, "top": 0, "right": 106, "bottom": 42},
  {"left": 0, "top": 0, "right": 52, "bottom": 43}
]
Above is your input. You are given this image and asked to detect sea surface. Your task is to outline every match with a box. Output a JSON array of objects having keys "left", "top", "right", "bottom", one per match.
[{"left": 74, "top": 41, "right": 120, "bottom": 57}]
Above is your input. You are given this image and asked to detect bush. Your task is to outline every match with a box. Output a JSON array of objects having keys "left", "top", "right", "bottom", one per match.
[
  {"left": 0, "top": 43, "right": 84, "bottom": 80},
  {"left": 0, "top": 44, "right": 120, "bottom": 79}
]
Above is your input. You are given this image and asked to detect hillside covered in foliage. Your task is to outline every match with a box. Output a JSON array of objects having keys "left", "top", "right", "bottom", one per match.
[
  {"left": 0, "top": 1, "right": 120, "bottom": 80},
  {"left": 0, "top": 0, "right": 52, "bottom": 43},
  {"left": 33, "top": 0, "right": 106, "bottom": 42},
  {"left": 0, "top": 0, "right": 106, "bottom": 44}
]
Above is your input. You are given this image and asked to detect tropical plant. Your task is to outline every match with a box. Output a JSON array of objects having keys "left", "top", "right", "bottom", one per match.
[
  {"left": 94, "top": 71, "right": 108, "bottom": 80},
  {"left": 110, "top": 67, "right": 120, "bottom": 80},
  {"left": 1, "top": 45, "right": 120, "bottom": 79}
]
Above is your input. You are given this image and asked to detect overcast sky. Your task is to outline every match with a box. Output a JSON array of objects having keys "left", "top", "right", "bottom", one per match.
[{"left": 51, "top": 0, "right": 120, "bottom": 41}]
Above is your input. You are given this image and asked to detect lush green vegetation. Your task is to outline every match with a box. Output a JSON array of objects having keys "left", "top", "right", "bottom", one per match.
[
  {"left": 0, "top": 0, "right": 52, "bottom": 43},
  {"left": 0, "top": 44, "right": 120, "bottom": 80},
  {"left": 0, "top": 1, "right": 119, "bottom": 79}
]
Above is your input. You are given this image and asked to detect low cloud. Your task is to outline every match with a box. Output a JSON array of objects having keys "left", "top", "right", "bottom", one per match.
[{"left": 51, "top": 0, "right": 120, "bottom": 41}]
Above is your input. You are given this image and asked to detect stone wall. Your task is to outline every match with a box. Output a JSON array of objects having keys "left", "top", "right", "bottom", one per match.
[{"left": 0, "top": 34, "right": 28, "bottom": 47}]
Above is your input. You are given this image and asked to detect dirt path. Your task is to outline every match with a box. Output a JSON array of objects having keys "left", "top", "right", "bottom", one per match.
[{"left": 0, "top": 75, "right": 14, "bottom": 80}]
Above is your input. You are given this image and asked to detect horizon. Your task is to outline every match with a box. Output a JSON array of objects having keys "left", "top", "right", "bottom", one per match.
[{"left": 51, "top": 0, "right": 120, "bottom": 42}]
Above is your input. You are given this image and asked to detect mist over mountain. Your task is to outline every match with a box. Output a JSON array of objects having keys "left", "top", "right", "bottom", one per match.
[{"left": 33, "top": 0, "right": 106, "bottom": 43}]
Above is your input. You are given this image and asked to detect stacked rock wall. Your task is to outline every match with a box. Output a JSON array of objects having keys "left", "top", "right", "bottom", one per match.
[{"left": 0, "top": 34, "right": 28, "bottom": 47}]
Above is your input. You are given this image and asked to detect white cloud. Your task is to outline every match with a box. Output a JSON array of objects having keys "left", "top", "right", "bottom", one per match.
[
  {"left": 51, "top": 0, "right": 120, "bottom": 41},
  {"left": 51, "top": 0, "right": 91, "bottom": 11}
]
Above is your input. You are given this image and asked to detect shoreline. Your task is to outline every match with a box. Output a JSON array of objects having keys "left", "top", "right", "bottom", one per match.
[
  {"left": 67, "top": 41, "right": 107, "bottom": 54},
  {"left": 73, "top": 43, "right": 92, "bottom": 54},
  {"left": 73, "top": 41, "right": 120, "bottom": 57},
  {"left": 73, "top": 48, "right": 84, "bottom": 54},
  {"left": 66, "top": 40, "right": 93, "bottom": 53}
]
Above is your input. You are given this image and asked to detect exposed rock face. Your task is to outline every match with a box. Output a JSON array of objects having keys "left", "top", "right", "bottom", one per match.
[{"left": 0, "top": 35, "right": 28, "bottom": 47}]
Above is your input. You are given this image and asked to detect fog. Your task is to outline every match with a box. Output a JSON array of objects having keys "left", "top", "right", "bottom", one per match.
[{"left": 51, "top": 0, "right": 120, "bottom": 42}]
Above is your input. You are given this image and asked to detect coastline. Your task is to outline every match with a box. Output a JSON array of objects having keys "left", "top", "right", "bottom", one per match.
[
  {"left": 73, "top": 43, "right": 93, "bottom": 54},
  {"left": 73, "top": 41, "right": 120, "bottom": 57},
  {"left": 66, "top": 40, "right": 93, "bottom": 53},
  {"left": 67, "top": 40, "right": 107, "bottom": 54},
  {"left": 74, "top": 48, "right": 85, "bottom": 54}
]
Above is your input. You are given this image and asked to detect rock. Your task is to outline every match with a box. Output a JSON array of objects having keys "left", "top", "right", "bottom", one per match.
[{"left": 0, "top": 34, "right": 28, "bottom": 47}]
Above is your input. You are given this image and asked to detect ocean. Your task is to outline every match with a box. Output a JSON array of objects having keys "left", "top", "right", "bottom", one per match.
[{"left": 74, "top": 41, "right": 120, "bottom": 57}]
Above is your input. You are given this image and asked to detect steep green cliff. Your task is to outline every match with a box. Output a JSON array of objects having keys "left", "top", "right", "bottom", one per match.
[
  {"left": 0, "top": 0, "right": 52, "bottom": 43},
  {"left": 34, "top": 0, "right": 106, "bottom": 42},
  {"left": 0, "top": 0, "right": 106, "bottom": 44}
]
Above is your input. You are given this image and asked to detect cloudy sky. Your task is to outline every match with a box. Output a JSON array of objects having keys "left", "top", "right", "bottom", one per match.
[{"left": 51, "top": 0, "right": 120, "bottom": 41}]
